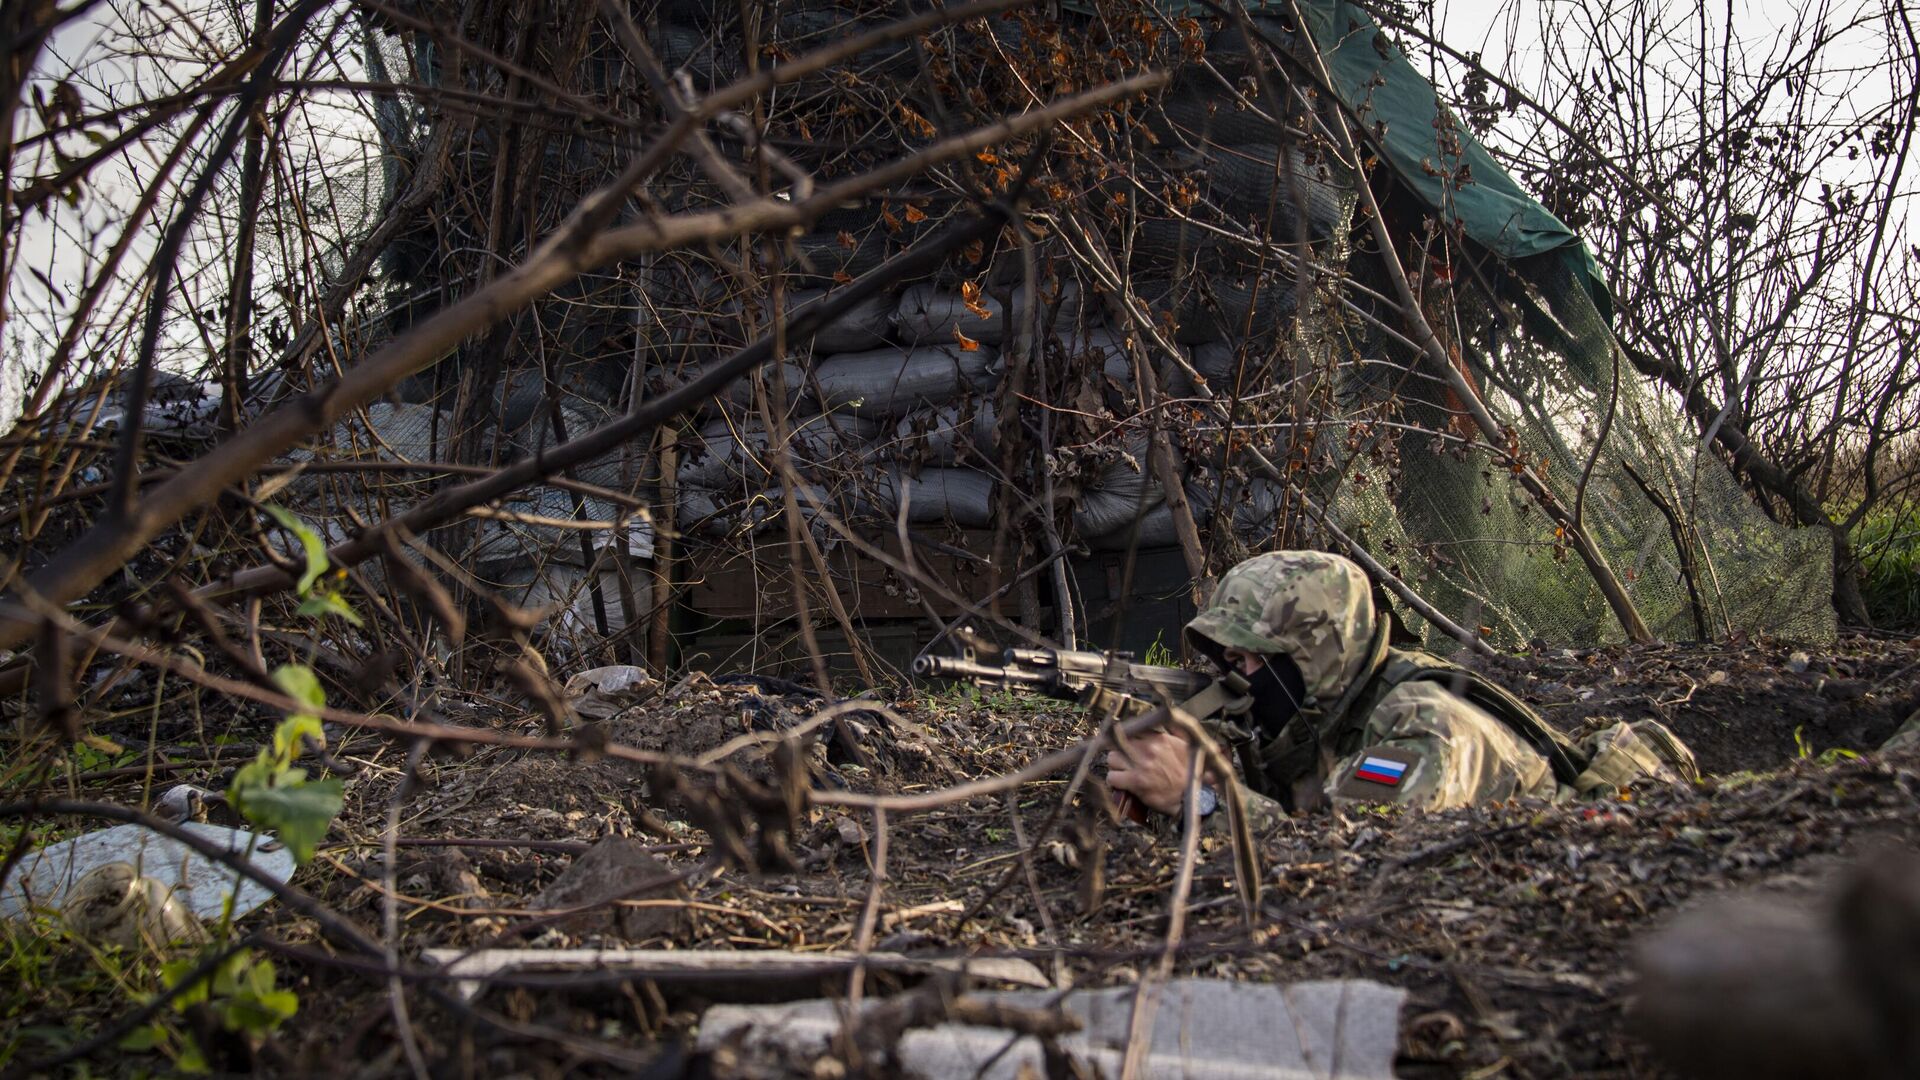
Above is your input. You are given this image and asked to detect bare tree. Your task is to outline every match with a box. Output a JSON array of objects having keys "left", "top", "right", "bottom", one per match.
[{"left": 1387, "top": 0, "right": 1920, "bottom": 627}]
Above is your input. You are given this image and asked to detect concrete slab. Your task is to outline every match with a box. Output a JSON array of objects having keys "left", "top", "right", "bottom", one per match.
[{"left": 698, "top": 977, "right": 1405, "bottom": 1079}]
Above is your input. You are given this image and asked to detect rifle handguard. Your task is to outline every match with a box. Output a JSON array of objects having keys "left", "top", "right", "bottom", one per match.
[{"left": 912, "top": 653, "right": 1066, "bottom": 694}]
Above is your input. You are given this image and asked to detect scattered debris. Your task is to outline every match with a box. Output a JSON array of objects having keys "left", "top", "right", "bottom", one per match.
[
  {"left": 565, "top": 665, "right": 658, "bottom": 720},
  {"left": 6, "top": 635, "right": 1914, "bottom": 1075},
  {"left": 61, "top": 862, "right": 207, "bottom": 948},
  {"left": 526, "top": 835, "right": 690, "bottom": 940}
]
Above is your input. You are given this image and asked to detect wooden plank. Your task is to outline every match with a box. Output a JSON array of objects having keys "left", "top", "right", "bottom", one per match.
[{"left": 420, "top": 947, "right": 1050, "bottom": 1001}]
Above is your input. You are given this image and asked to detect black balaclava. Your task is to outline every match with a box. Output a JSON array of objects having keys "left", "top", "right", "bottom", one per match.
[{"left": 1245, "top": 654, "right": 1308, "bottom": 739}]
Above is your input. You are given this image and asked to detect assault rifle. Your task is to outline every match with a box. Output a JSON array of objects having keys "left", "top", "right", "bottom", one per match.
[
  {"left": 913, "top": 634, "right": 1214, "bottom": 704},
  {"left": 914, "top": 628, "right": 1250, "bottom": 822}
]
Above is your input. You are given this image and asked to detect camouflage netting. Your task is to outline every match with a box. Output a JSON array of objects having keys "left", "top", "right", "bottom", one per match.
[{"left": 275, "top": 0, "right": 1833, "bottom": 656}]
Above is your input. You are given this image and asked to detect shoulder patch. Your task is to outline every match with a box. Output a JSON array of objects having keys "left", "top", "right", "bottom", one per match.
[{"left": 1336, "top": 745, "right": 1423, "bottom": 801}]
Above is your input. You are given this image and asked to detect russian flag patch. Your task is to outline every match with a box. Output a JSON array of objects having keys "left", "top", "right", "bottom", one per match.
[
  {"left": 1353, "top": 756, "right": 1408, "bottom": 786},
  {"left": 1335, "top": 746, "right": 1424, "bottom": 801}
]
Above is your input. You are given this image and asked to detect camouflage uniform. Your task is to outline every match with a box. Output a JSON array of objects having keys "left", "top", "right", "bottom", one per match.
[{"left": 1183, "top": 551, "right": 1698, "bottom": 827}]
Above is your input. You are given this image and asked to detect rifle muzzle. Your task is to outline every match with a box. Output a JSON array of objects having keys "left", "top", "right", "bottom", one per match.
[{"left": 912, "top": 654, "right": 1055, "bottom": 689}]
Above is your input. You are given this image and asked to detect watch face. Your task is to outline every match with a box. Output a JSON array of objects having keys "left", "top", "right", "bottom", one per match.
[{"left": 1196, "top": 785, "right": 1220, "bottom": 817}]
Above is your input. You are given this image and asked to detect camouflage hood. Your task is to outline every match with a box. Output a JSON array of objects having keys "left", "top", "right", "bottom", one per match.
[{"left": 1184, "top": 551, "right": 1379, "bottom": 705}]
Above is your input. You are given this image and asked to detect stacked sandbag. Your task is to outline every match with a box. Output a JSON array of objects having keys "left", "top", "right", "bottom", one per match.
[
  {"left": 782, "top": 289, "right": 894, "bottom": 354},
  {"left": 811, "top": 343, "right": 1000, "bottom": 418},
  {"left": 893, "top": 281, "right": 1087, "bottom": 347},
  {"left": 677, "top": 413, "right": 877, "bottom": 489},
  {"left": 470, "top": 486, "right": 629, "bottom": 575},
  {"left": 1094, "top": 475, "right": 1285, "bottom": 551},
  {"left": 282, "top": 401, "right": 455, "bottom": 517},
  {"left": 866, "top": 466, "right": 997, "bottom": 529},
  {"left": 1073, "top": 451, "right": 1166, "bottom": 541},
  {"left": 318, "top": 401, "right": 449, "bottom": 463},
  {"left": 879, "top": 400, "right": 998, "bottom": 467}
]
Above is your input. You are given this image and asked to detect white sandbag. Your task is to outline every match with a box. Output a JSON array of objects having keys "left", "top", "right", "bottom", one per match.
[
  {"left": 318, "top": 401, "right": 449, "bottom": 462},
  {"left": 496, "top": 367, "right": 625, "bottom": 439},
  {"left": 502, "top": 401, "right": 644, "bottom": 494},
  {"left": 493, "top": 561, "right": 649, "bottom": 639},
  {"left": 283, "top": 402, "right": 453, "bottom": 505},
  {"left": 676, "top": 486, "right": 733, "bottom": 536},
  {"left": 472, "top": 486, "right": 626, "bottom": 572},
  {"left": 866, "top": 467, "right": 997, "bottom": 528},
  {"left": 676, "top": 413, "right": 878, "bottom": 490},
  {"left": 812, "top": 344, "right": 1000, "bottom": 419}
]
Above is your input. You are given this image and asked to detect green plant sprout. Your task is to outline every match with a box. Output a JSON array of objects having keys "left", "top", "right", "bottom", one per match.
[{"left": 264, "top": 504, "right": 362, "bottom": 626}]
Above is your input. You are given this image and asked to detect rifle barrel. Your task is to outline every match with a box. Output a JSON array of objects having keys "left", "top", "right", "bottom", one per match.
[{"left": 912, "top": 654, "right": 1056, "bottom": 689}]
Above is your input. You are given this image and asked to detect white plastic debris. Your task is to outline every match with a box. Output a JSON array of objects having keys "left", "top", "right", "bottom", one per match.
[
  {"left": 61, "top": 862, "right": 208, "bottom": 948},
  {"left": 564, "top": 665, "right": 658, "bottom": 719},
  {"left": 0, "top": 823, "right": 295, "bottom": 923},
  {"left": 153, "top": 783, "right": 220, "bottom": 824}
]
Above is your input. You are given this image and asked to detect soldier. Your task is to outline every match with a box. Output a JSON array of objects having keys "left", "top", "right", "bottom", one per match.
[{"left": 1105, "top": 550, "right": 1698, "bottom": 826}]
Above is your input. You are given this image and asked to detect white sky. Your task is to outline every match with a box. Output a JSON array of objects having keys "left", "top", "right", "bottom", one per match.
[{"left": 3, "top": 0, "right": 381, "bottom": 422}]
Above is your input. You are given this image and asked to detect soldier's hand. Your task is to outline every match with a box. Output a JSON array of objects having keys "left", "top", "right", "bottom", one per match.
[{"left": 1105, "top": 728, "right": 1198, "bottom": 817}]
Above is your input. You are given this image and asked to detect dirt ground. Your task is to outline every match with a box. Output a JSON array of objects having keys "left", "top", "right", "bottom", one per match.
[{"left": 13, "top": 634, "right": 1920, "bottom": 1076}]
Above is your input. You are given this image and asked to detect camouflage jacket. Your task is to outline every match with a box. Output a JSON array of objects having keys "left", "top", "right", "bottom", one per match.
[{"left": 1178, "top": 551, "right": 1697, "bottom": 833}]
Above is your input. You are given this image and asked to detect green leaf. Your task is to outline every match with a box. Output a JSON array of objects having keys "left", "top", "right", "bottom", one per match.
[
  {"left": 268, "top": 661, "right": 324, "bottom": 718},
  {"left": 263, "top": 505, "right": 328, "bottom": 595},
  {"left": 160, "top": 957, "right": 215, "bottom": 1009},
  {"left": 118, "top": 1024, "right": 167, "bottom": 1052},
  {"left": 296, "top": 590, "right": 364, "bottom": 627},
  {"left": 227, "top": 755, "right": 278, "bottom": 801},
  {"left": 231, "top": 778, "right": 342, "bottom": 863},
  {"left": 219, "top": 989, "right": 298, "bottom": 1033}
]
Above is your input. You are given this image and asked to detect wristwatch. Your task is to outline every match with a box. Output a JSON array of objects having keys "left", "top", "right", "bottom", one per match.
[{"left": 1193, "top": 784, "right": 1220, "bottom": 818}]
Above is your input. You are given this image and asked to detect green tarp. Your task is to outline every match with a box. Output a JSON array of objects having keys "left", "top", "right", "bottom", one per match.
[{"left": 1292, "top": 0, "right": 1611, "bottom": 319}]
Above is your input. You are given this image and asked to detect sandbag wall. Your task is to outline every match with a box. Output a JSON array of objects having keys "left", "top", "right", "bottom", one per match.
[{"left": 338, "top": 2, "right": 1362, "bottom": 649}]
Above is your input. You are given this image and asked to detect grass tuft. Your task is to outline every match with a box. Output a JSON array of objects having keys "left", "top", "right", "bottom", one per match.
[{"left": 1854, "top": 506, "right": 1920, "bottom": 631}]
